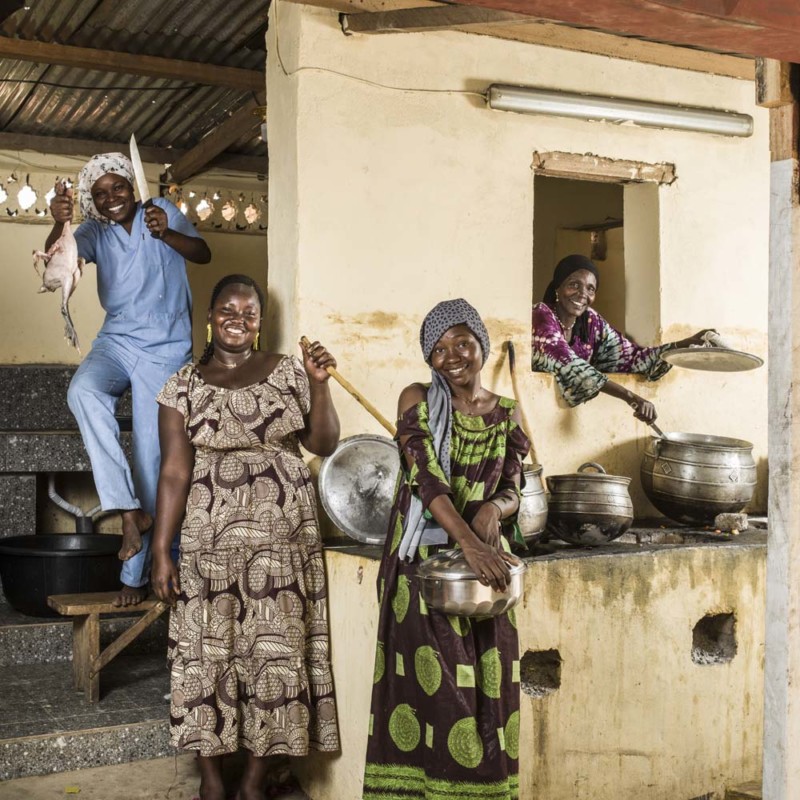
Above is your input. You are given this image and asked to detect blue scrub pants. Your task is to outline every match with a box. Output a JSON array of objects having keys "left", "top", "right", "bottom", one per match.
[{"left": 67, "top": 337, "right": 187, "bottom": 588}]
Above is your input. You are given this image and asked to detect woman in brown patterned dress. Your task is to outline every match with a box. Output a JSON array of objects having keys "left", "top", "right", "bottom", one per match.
[
  {"left": 363, "top": 299, "right": 528, "bottom": 800},
  {"left": 151, "top": 274, "right": 340, "bottom": 800}
]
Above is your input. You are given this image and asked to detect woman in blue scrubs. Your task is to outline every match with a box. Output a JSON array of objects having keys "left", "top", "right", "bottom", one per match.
[{"left": 46, "top": 153, "right": 211, "bottom": 606}]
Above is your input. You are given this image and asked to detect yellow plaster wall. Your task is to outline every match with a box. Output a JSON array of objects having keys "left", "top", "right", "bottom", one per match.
[
  {"left": 268, "top": 1, "right": 769, "bottom": 516},
  {"left": 302, "top": 544, "right": 765, "bottom": 800}
]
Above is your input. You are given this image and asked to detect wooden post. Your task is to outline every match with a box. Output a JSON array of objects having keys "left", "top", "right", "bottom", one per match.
[
  {"left": 761, "top": 60, "right": 800, "bottom": 799},
  {"left": 72, "top": 613, "right": 100, "bottom": 702}
]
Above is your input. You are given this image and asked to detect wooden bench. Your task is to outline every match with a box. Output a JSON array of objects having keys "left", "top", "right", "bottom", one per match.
[{"left": 47, "top": 592, "right": 168, "bottom": 702}]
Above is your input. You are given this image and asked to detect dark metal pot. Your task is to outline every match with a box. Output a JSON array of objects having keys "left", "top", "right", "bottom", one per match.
[
  {"left": 545, "top": 462, "right": 633, "bottom": 545},
  {"left": 640, "top": 432, "right": 757, "bottom": 525},
  {"left": 518, "top": 464, "right": 548, "bottom": 542}
]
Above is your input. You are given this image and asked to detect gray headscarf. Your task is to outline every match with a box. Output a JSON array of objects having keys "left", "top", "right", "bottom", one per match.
[
  {"left": 77, "top": 153, "right": 135, "bottom": 224},
  {"left": 419, "top": 297, "right": 491, "bottom": 365},
  {"left": 398, "top": 299, "right": 491, "bottom": 562}
]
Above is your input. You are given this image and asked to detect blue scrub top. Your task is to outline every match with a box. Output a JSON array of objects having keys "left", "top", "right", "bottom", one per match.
[{"left": 74, "top": 198, "right": 203, "bottom": 363}]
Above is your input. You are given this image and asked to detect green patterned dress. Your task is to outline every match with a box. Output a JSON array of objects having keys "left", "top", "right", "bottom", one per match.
[{"left": 363, "top": 396, "right": 529, "bottom": 800}]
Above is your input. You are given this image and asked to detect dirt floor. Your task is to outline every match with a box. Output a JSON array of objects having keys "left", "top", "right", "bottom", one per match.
[{"left": 0, "top": 753, "right": 309, "bottom": 800}]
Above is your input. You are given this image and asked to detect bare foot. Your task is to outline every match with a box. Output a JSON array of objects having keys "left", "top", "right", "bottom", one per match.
[
  {"left": 112, "top": 583, "right": 148, "bottom": 608},
  {"left": 195, "top": 754, "right": 225, "bottom": 800},
  {"left": 199, "top": 786, "right": 226, "bottom": 800},
  {"left": 118, "top": 509, "right": 153, "bottom": 561}
]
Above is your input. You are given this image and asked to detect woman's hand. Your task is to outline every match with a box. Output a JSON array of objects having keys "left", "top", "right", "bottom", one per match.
[
  {"left": 49, "top": 181, "right": 73, "bottom": 224},
  {"left": 144, "top": 204, "right": 169, "bottom": 238},
  {"left": 151, "top": 551, "right": 181, "bottom": 606},
  {"left": 461, "top": 537, "right": 516, "bottom": 592},
  {"left": 471, "top": 502, "right": 502, "bottom": 549},
  {"left": 628, "top": 394, "right": 657, "bottom": 423},
  {"left": 301, "top": 340, "right": 336, "bottom": 384},
  {"left": 676, "top": 329, "right": 717, "bottom": 348}
]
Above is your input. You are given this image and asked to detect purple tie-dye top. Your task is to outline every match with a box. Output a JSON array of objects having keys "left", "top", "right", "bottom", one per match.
[{"left": 531, "top": 302, "right": 675, "bottom": 407}]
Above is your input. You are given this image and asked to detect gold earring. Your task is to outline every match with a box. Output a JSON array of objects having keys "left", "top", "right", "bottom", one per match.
[
  {"left": 206, "top": 323, "right": 212, "bottom": 344},
  {"left": 253, "top": 332, "right": 260, "bottom": 351}
]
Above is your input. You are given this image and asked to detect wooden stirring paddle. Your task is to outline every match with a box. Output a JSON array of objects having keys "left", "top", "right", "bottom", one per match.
[
  {"left": 300, "top": 336, "right": 397, "bottom": 436},
  {"left": 506, "top": 341, "right": 541, "bottom": 469}
]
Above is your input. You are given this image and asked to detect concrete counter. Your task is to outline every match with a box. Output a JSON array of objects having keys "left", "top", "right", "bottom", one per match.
[{"left": 302, "top": 527, "right": 766, "bottom": 800}]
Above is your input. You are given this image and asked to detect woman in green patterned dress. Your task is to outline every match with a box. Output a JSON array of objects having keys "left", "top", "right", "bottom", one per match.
[
  {"left": 151, "top": 274, "right": 341, "bottom": 800},
  {"left": 363, "top": 298, "right": 529, "bottom": 800}
]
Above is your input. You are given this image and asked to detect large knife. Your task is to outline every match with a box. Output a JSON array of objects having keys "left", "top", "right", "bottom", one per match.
[{"left": 129, "top": 133, "right": 159, "bottom": 238}]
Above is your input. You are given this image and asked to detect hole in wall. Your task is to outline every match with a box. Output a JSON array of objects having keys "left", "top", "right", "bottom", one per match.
[
  {"left": 520, "top": 649, "right": 561, "bottom": 697},
  {"left": 692, "top": 612, "right": 737, "bottom": 665}
]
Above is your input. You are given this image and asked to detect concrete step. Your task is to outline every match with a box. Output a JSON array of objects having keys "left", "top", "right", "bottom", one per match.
[
  {"left": 0, "top": 600, "right": 167, "bottom": 666},
  {"left": 0, "top": 652, "right": 171, "bottom": 781},
  {"left": 0, "top": 430, "right": 131, "bottom": 472},
  {"left": 0, "top": 365, "right": 131, "bottom": 431},
  {"left": 726, "top": 782, "right": 762, "bottom": 799}
]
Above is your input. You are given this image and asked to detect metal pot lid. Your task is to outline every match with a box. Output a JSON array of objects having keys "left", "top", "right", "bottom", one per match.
[
  {"left": 318, "top": 434, "right": 400, "bottom": 545},
  {"left": 417, "top": 548, "right": 526, "bottom": 581},
  {"left": 546, "top": 462, "right": 631, "bottom": 485},
  {"left": 661, "top": 347, "right": 763, "bottom": 372}
]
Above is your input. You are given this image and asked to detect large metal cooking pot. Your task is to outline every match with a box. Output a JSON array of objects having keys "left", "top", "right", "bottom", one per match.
[
  {"left": 640, "top": 432, "right": 756, "bottom": 525},
  {"left": 545, "top": 462, "right": 633, "bottom": 545},
  {"left": 417, "top": 549, "right": 526, "bottom": 617},
  {"left": 518, "top": 464, "right": 548, "bottom": 542},
  {"left": 318, "top": 434, "right": 400, "bottom": 545}
]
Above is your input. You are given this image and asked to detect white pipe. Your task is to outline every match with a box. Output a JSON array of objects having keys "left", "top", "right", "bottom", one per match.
[
  {"left": 47, "top": 475, "right": 101, "bottom": 520},
  {"left": 487, "top": 84, "right": 753, "bottom": 137},
  {"left": 47, "top": 474, "right": 86, "bottom": 519}
]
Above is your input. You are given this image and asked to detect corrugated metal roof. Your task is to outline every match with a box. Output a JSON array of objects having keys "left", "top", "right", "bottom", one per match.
[{"left": 0, "top": 0, "right": 267, "bottom": 158}]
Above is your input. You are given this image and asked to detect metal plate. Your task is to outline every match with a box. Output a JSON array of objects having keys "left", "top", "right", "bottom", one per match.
[
  {"left": 318, "top": 434, "right": 400, "bottom": 545},
  {"left": 661, "top": 347, "right": 763, "bottom": 372}
]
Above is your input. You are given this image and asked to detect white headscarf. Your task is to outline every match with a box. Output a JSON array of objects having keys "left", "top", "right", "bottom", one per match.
[{"left": 77, "top": 153, "right": 135, "bottom": 224}]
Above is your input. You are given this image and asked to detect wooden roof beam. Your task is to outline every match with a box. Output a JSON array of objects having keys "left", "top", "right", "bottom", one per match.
[
  {"left": 755, "top": 59, "right": 798, "bottom": 164},
  {"left": 756, "top": 58, "right": 794, "bottom": 108},
  {"left": 0, "top": 132, "right": 266, "bottom": 176},
  {"left": 342, "top": 5, "right": 530, "bottom": 33},
  {"left": 0, "top": 36, "right": 264, "bottom": 91},
  {"left": 167, "top": 96, "right": 265, "bottom": 184},
  {"left": 337, "top": 4, "right": 753, "bottom": 79}
]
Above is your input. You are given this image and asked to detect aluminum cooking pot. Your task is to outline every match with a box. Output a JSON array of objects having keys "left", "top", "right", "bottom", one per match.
[
  {"left": 417, "top": 549, "right": 526, "bottom": 617},
  {"left": 518, "top": 464, "right": 548, "bottom": 542},
  {"left": 641, "top": 432, "right": 756, "bottom": 525},
  {"left": 545, "top": 462, "right": 633, "bottom": 545}
]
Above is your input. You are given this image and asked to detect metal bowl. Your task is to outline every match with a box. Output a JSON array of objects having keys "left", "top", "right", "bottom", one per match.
[{"left": 417, "top": 549, "right": 526, "bottom": 617}]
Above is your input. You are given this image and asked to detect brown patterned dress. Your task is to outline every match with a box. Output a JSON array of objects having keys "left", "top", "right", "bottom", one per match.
[{"left": 156, "top": 356, "right": 339, "bottom": 758}]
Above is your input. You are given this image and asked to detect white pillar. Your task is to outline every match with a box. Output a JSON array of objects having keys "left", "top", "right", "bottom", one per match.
[{"left": 764, "top": 152, "right": 800, "bottom": 797}]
